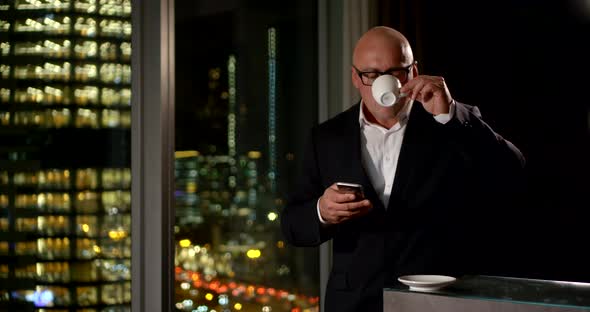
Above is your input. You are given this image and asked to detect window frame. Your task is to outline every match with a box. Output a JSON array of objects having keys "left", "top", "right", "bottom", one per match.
[{"left": 131, "top": 0, "right": 176, "bottom": 310}]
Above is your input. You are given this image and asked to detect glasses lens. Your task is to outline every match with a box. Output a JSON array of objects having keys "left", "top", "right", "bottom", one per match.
[
  {"left": 391, "top": 70, "right": 408, "bottom": 83},
  {"left": 361, "top": 72, "right": 379, "bottom": 85},
  {"left": 359, "top": 67, "right": 411, "bottom": 85}
]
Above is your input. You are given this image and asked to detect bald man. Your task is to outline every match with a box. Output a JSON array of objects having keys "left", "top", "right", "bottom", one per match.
[{"left": 281, "top": 26, "right": 525, "bottom": 312}]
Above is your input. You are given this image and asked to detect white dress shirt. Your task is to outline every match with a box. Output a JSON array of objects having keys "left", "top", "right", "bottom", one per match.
[{"left": 317, "top": 100, "right": 455, "bottom": 223}]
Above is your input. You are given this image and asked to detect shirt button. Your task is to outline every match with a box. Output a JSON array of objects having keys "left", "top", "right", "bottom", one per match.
[{"left": 385, "top": 156, "right": 390, "bottom": 161}]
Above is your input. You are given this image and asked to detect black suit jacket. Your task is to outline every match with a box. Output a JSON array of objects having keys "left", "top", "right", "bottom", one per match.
[{"left": 281, "top": 102, "right": 525, "bottom": 312}]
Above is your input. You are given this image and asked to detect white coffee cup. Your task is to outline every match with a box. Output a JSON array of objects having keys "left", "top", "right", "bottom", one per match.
[{"left": 371, "top": 75, "right": 406, "bottom": 107}]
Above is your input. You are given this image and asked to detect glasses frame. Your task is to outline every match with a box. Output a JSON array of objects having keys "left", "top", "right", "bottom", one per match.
[{"left": 353, "top": 61, "right": 417, "bottom": 86}]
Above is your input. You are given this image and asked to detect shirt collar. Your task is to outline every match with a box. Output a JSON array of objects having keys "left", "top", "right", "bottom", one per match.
[{"left": 358, "top": 99, "right": 414, "bottom": 132}]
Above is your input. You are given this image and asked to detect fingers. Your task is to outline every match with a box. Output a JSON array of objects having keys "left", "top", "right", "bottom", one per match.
[
  {"left": 320, "top": 184, "right": 373, "bottom": 224},
  {"left": 320, "top": 199, "right": 372, "bottom": 224},
  {"left": 401, "top": 75, "right": 445, "bottom": 99},
  {"left": 326, "top": 187, "right": 356, "bottom": 203},
  {"left": 400, "top": 75, "right": 452, "bottom": 115},
  {"left": 327, "top": 183, "right": 358, "bottom": 202},
  {"left": 417, "top": 83, "right": 436, "bottom": 103},
  {"left": 332, "top": 199, "right": 371, "bottom": 213},
  {"left": 400, "top": 77, "right": 417, "bottom": 95},
  {"left": 409, "top": 79, "right": 427, "bottom": 101}
]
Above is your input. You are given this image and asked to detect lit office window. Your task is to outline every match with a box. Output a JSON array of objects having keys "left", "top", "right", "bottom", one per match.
[
  {"left": 14, "top": 40, "right": 71, "bottom": 57},
  {"left": 75, "top": 0, "right": 97, "bottom": 13},
  {"left": 174, "top": 1, "right": 319, "bottom": 311},
  {"left": 0, "top": 19, "right": 10, "bottom": 32},
  {"left": 0, "top": 86, "right": 9, "bottom": 98},
  {"left": 0, "top": 0, "right": 131, "bottom": 310},
  {"left": 14, "top": 17, "right": 71, "bottom": 34},
  {"left": 15, "top": 0, "right": 71, "bottom": 11},
  {"left": 0, "top": 64, "right": 9, "bottom": 79},
  {"left": 0, "top": 42, "right": 9, "bottom": 55}
]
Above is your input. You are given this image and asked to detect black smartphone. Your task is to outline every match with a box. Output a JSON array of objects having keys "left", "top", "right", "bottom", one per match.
[{"left": 336, "top": 182, "right": 365, "bottom": 200}]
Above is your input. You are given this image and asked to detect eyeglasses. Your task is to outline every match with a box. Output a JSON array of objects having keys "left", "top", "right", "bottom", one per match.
[{"left": 353, "top": 61, "right": 417, "bottom": 86}]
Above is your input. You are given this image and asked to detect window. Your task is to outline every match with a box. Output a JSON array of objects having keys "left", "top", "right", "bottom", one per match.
[{"left": 174, "top": 1, "right": 320, "bottom": 311}]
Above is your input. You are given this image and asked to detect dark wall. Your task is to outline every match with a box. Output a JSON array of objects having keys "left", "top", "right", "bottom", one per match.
[{"left": 379, "top": 0, "right": 590, "bottom": 281}]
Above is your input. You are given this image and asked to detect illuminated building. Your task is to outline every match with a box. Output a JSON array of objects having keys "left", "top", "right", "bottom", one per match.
[
  {"left": 0, "top": 1, "right": 132, "bottom": 310},
  {"left": 267, "top": 27, "right": 277, "bottom": 193},
  {"left": 174, "top": 152, "right": 261, "bottom": 229}
]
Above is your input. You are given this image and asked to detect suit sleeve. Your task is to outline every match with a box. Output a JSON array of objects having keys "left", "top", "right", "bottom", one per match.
[
  {"left": 444, "top": 102, "right": 525, "bottom": 170},
  {"left": 280, "top": 127, "right": 337, "bottom": 247},
  {"left": 443, "top": 102, "right": 528, "bottom": 276}
]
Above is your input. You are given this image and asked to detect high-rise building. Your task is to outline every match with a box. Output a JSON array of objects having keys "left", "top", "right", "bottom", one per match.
[{"left": 0, "top": 1, "right": 132, "bottom": 310}]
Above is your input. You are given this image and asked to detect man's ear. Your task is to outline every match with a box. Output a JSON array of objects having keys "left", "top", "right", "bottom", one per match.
[
  {"left": 412, "top": 63, "right": 419, "bottom": 78},
  {"left": 352, "top": 67, "right": 361, "bottom": 89}
]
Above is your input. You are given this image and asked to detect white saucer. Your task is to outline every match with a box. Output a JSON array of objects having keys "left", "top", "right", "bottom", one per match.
[{"left": 397, "top": 275, "right": 457, "bottom": 292}]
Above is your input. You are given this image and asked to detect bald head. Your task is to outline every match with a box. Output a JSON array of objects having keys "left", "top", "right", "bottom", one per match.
[
  {"left": 351, "top": 26, "right": 417, "bottom": 124},
  {"left": 353, "top": 26, "right": 414, "bottom": 69}
]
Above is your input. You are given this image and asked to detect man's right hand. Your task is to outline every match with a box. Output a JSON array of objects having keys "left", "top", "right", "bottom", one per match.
[{"left": 319, "top": 183, "right": 372, "bottom": 224}]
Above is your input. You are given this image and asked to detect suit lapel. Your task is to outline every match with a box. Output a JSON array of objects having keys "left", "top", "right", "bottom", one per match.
[
  {"left": 338, "top": 105, "right": 385, "bottom": 212},
  {"left": 386, "top": 103, "right": 442, "bottom": 212},
  {"left": 333, "top": 103, "right": 443, "bottom": 214}
]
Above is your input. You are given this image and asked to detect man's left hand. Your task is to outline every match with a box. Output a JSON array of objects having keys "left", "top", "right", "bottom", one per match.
[{"left": 400, "top": 75, "right": 452, "bottom": 115}]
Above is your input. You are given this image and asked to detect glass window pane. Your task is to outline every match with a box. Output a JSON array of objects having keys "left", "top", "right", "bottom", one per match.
[
  {"left": 0, "top": 0, "right": 132, "bottom": 310},
  {"left": 174, "top": 1, "right": 319, "bottom": 311}
]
